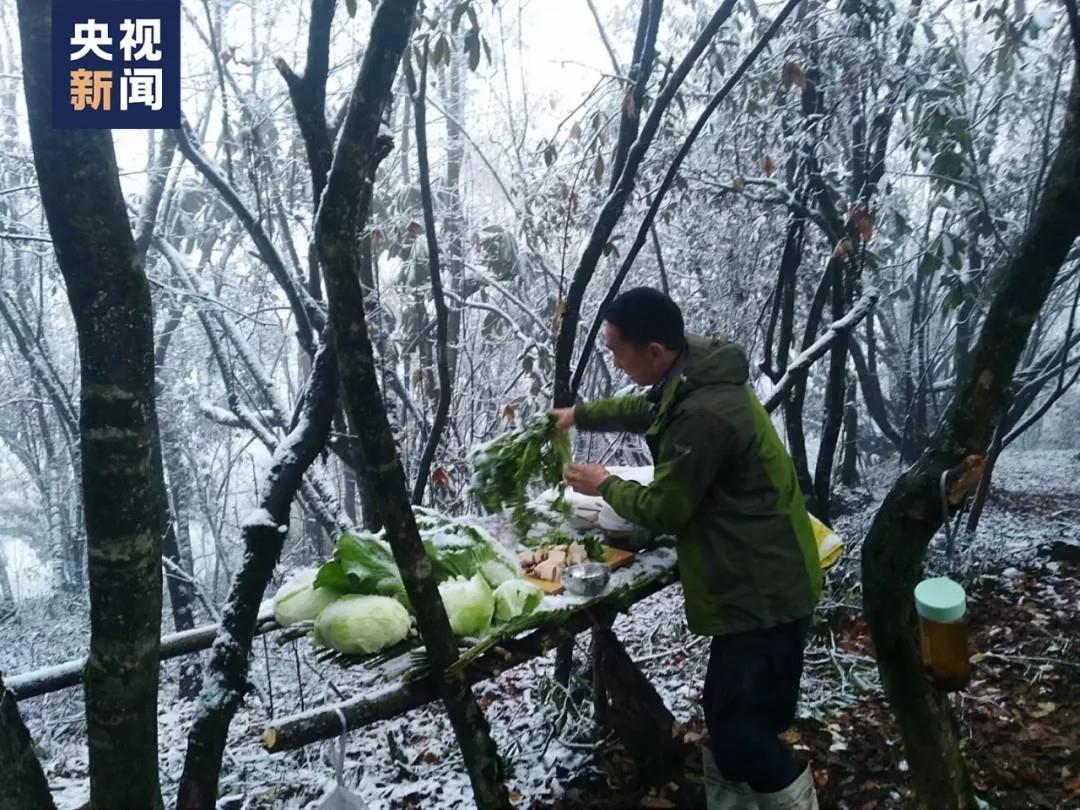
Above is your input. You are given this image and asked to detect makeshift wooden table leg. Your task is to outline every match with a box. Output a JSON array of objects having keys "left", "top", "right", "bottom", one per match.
[
  {"left": 589, "top": 614, "right": 616, "bottom": 729},
  {"left": 554, "top": 637, "right": 575, "bottom": 687},
  {"left": 594, "top": 625, "right": 680, "bottom": 785},
  {"left": 0, "top": 674, "right": 56, "bottom": 810}
]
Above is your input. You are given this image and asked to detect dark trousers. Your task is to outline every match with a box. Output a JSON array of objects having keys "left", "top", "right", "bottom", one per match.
[{"left": 703, "top": 618, "right": 809, "bottom": 793}]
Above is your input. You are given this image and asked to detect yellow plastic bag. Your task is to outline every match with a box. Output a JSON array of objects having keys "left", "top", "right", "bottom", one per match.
[{"left": 810, "top": 513, "right": 844, "bottom": 571}]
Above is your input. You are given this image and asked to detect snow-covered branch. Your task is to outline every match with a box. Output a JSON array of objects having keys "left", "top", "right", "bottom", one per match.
[{"left": 763, "top": 289, "right": 880, "bottom": 413}]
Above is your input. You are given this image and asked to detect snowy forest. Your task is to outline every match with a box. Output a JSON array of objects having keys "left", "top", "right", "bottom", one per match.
[{"left": 1, "top": 0, "right": 1079, "bottom": 808}]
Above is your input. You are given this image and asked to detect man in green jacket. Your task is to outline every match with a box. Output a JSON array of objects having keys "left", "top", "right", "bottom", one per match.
[{"left": 550, "top": 288, "right": 820, "bottom": 810}]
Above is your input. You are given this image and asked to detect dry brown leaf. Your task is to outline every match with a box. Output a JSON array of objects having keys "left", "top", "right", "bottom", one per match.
[
  {"left": 781, "top": 61, "right": 807, "bottom": 89},
  {"left": 947, "top": 455, "right": 985, "bottom": 504},
  {"left": 502, "top": 404, "right": 517, "bottom": 422},
  {"left": 432, "top": 467, "right": 451, "bottom": 489},
  {"left": 762, "top": 155, "right": 777, "bottom": 176},
  {"left": 623, "top": 91, "right": 638, "bottom": 121},
  {"left": 850, "top": 203, "right": 875, "bottom": 242},
  {"left": 552, "top": 296, "right": 567, "bottom": 333}
]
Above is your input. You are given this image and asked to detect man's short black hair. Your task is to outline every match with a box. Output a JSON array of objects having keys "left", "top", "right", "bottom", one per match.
[{"left": 603, "top": 287, "right": 686, "bottom": 350}]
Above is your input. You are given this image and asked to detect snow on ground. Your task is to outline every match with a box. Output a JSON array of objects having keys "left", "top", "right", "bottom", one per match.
[{"left": 1, "top": 448, "right": 1078, "bottom": 809}]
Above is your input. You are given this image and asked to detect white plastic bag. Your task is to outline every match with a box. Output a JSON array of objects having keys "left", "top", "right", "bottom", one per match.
[{"left": 312, "top": 709, "right": 368, "bottom": 810}]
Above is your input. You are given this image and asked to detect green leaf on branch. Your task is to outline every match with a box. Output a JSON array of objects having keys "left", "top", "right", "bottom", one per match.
[
  {"left": 464, "top": 29, "right": 481, "bottom": 71},
  {"left": 433, "top": 34, "right": 450, "bottom": 67},
  {"left": 452, "top": 2, "right": 469, "bottom": 32}
]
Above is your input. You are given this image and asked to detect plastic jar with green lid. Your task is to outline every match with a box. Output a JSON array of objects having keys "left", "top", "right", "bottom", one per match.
[{"left": 914, "top": 576, "right": 970, "bottom": 691}]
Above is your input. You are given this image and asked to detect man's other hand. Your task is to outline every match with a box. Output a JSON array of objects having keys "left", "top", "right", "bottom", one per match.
[
  {"left": 564, "top": 463, "right": 611, "bottom": 496},
  {"left": 548, "top": 407, "right": 575, "bottom": 432}
]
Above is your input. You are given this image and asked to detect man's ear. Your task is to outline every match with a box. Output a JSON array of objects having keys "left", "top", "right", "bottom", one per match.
[{"left": 647, "top": 342, "right": 666, "bottom": 360}]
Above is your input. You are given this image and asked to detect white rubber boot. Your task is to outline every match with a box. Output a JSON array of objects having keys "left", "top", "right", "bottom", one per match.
[
  {"left": 702, "top": 746, "right": 759, "bottom": 810},
  {"left": 753, "top": 764, "right": 819, "bottom": 810}
]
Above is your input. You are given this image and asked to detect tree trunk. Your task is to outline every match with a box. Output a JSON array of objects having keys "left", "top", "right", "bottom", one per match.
[
  {"left": 313, "top": 2, "right": 510, "bottom": 807},
  {"left": 442, "top": 45, "right": 466, "bottom": 385},
  {"left": 783, "top": 267, "right": 833, "bottom": 513},
  {"left": 0, "top": 548, "right": 14, "bottom": 604},
  {"left": 160, "top": 508, "right": 202, "bottom": 700},
  {"left": 861, "top": 59, "right": 1080, "bottom": 810},
  {"left": 840, "top": 371, "right": 860, "bottom": 487},
  {"left": 18, "top": 3, "right": 172, "bottom": 806},
  {"left": 156, "top": 324, "right": 203, "bottom": 699},
  {"left": 964, "top": 422, "right": 1004, "bottom": 537},
  {"left": 850, "top": 322, "right": 902, "bottom": 450},
  {"left": 354, "top": 237, "right": 384, "bottom": 531},
  {"left": 813, "top": 254, "right": 850, "bottom": 522},
  {"left": 407, "top": 46, "right": 454, "bottom": 507},
  {"left": 0, "top": 675, "right": 56, "bottom": 810}
]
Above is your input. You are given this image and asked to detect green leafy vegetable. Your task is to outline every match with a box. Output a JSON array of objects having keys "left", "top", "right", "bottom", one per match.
[
  {"left": 438, "top": 574, "right": 495, "bottom": 637},
  {"left": 493, "top": 579, "right": 544, "bottom": 622},
  {"left": 314, "top": 531, "right": 409, "bottom": 608},
  {"left": 469, "top": 412, "right": 573, "bottom": 535},
  {"left": 521, "top": 529, "right": 606, "bottom": 562},
  {"left": 421, "top": 517, "right": 522, "bottom": 587},
  {"left": 272, "top": 569, "right": 340, "bottom": 626},
  {"left": 315, "top": 514, "right": 522, "bottom": 619},
  {"left": 313, "top": 594, "right": 411, "bottom": 655}
]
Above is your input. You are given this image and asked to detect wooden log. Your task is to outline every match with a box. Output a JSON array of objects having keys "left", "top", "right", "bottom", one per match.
[{"left": 6, "top": 613, "right": 278, "bottom": 701}]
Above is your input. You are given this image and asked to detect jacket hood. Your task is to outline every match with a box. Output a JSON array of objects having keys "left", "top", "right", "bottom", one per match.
[{"left": 680, "top": 334, "right": 749, "bottom": 389}]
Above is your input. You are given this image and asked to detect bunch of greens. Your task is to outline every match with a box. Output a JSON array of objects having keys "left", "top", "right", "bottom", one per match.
[{"left": 469, "top": 412, "right": 573, "bottom": 535}]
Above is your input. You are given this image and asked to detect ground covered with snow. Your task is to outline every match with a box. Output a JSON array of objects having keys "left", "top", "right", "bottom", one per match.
[{"left": 1, "top": 448, "right": 1078, "bottom": 809}]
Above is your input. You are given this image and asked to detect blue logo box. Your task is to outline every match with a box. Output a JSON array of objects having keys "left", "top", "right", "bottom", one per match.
[{"left": 52, "top": 0, "right": 180, "bottom": 129}]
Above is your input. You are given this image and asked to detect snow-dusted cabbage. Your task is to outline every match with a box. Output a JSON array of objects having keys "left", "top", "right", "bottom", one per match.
[
  {"left": 420, "top": 518, "right": 522, "bottom": 588},
  {"left": 493, "top": 579, "right": 543, "bottom": 622},
  {"left": 438, "top": 574, "right": 495, "bottom": 637},
  {"left": 315, "top": 531, "right": 409, "bottom": 607},
  {"left": 313, "top": 594, "right": 411, "bottom": 655},
  {"left": 272, "top": 569, "right": 340, "bottom": 626}
]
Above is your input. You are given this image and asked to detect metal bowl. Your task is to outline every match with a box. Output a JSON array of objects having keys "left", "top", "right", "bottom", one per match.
[{"left": 563, "top": 562, "right": 611, "bottom": 597}]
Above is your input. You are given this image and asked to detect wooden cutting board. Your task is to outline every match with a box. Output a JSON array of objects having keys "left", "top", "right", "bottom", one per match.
[{"left": 525, "top": 545, "right": 635, "bottom": 595}]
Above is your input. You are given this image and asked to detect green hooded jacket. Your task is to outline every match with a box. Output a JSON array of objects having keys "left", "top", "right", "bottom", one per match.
[{"left": 575, "top": 334, "right": 821, "bottom": 636}]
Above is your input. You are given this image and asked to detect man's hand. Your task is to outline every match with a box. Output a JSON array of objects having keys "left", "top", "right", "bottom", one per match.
[
  {"left": 564, "top": 463, "right": 611, "bottom": 497},
  {"left": 548, "top": 407, "right": 575, "bottom": 432}
]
